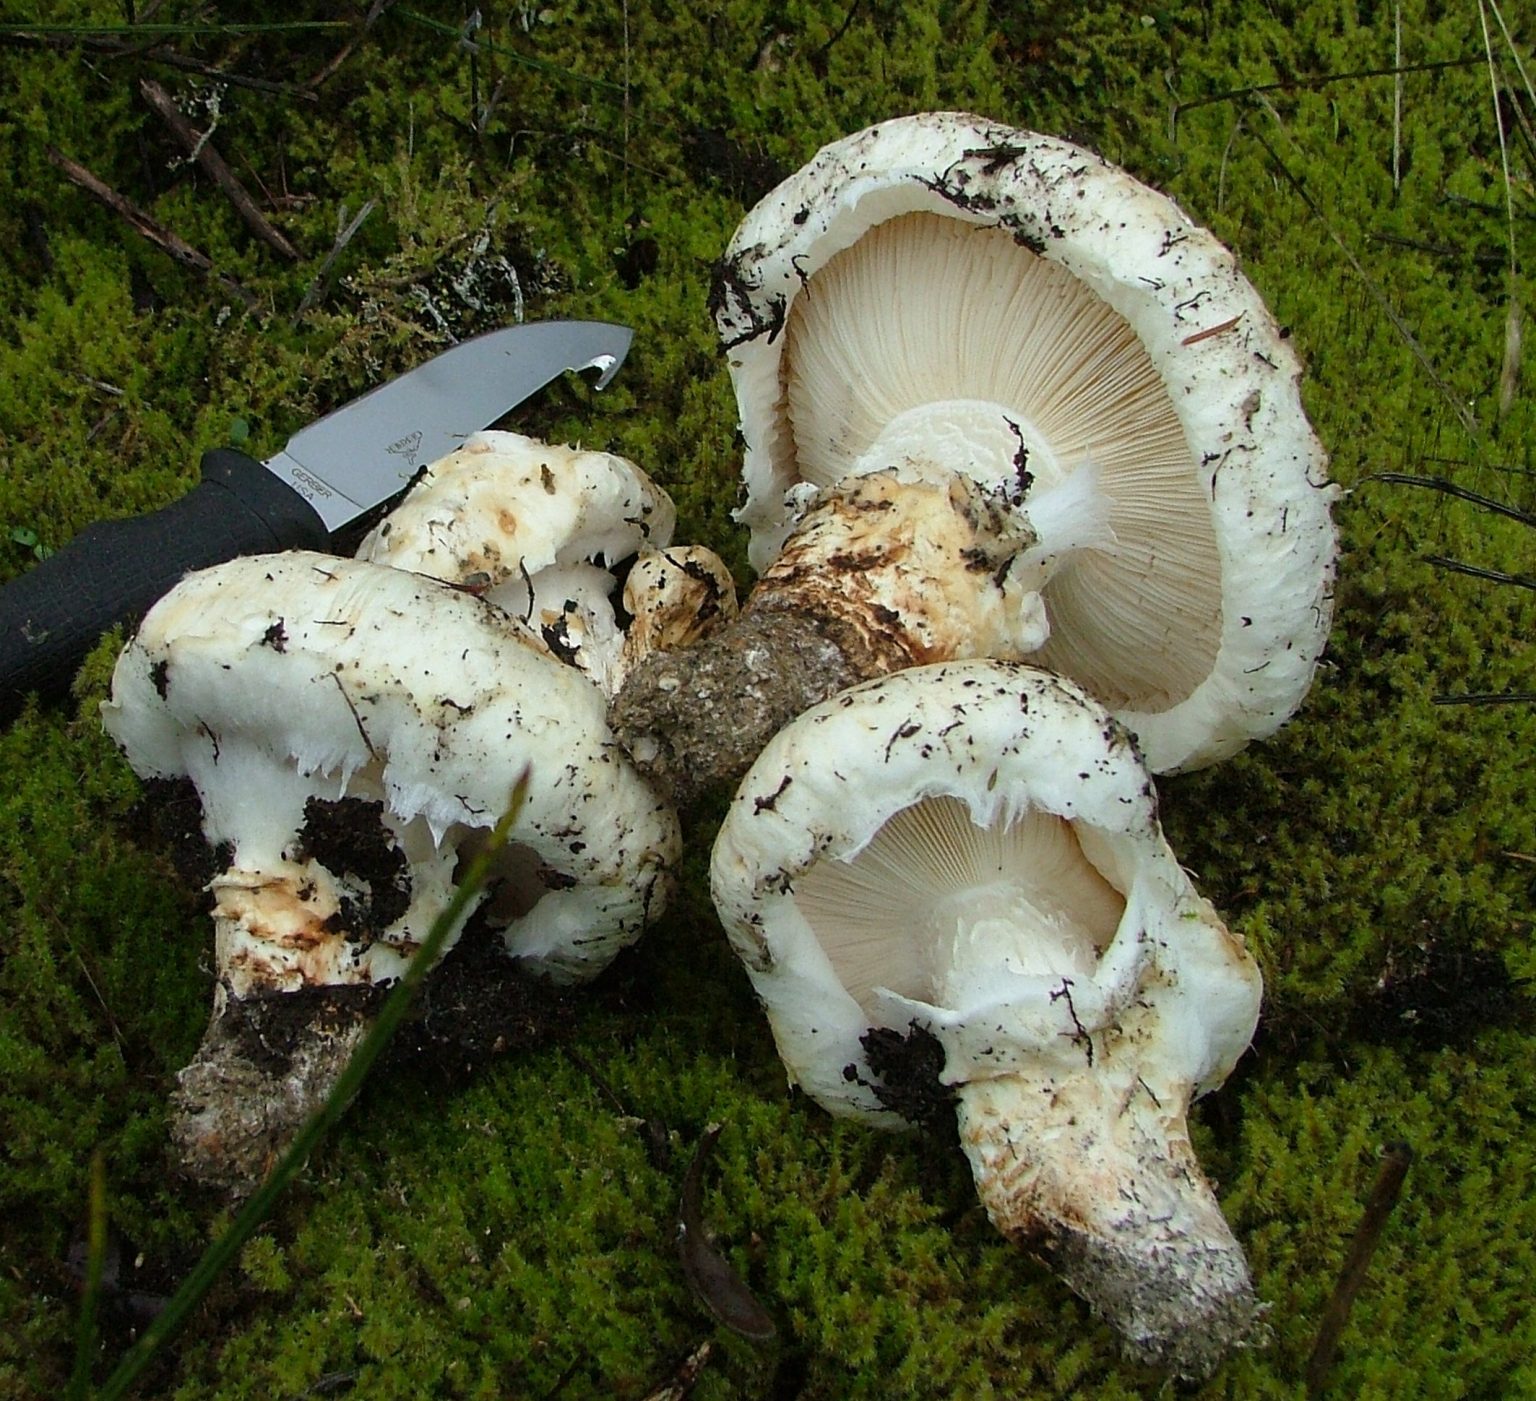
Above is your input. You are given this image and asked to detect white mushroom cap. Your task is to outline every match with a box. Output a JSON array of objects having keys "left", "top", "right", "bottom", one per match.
[
  {"left": 616, "top": 545, "right": 740, "bottom": 688},
  {"left": 710, "top": 659, "right": 1263, "bottom": 1371},
  {"left": 356, "top": 430, "right": 677, "bottom": 693},
  {"left": 103, "top": 552, "right": 680, "bottom": 988},
  {"left": 710, "top": 658, "right": 1259, "bottom": 1110},
  {"left": 715, "top": 112, "right": 1337, "bottom": 772}
]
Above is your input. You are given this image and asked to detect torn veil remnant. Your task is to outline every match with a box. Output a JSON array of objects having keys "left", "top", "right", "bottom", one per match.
[
  {"left": 709, "top": 111, "right": 1337, "bottom": 775},
  {"left": 102, "top": 552, "right": 680, "bottom": 1193},
  {"left": 710, "top": 660, "right": 1265, "bottom": 1378}
]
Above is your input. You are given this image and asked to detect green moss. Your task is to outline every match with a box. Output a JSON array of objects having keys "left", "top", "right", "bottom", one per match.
[{"left": 1, "top": 1, "right": 1533, "bottom": 1397}]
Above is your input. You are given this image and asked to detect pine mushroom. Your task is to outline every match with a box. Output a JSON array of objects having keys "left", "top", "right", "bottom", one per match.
[
  {"left": 613, "top": 112, "right": 1336, "bottom": 798},
  {"left": 357, "top": 430, "right": 738, "bottom": 694},
  {"left": 357, "top": 429, "right": 672, "bottom": 693},
  {"left": 103, "top": 552, "right": 680, "bottom": 1192},
  {"left": 709, "top": 659, "right": 1265, "bottom": 1377}
]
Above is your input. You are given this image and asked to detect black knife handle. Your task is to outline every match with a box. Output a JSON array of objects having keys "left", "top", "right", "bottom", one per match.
[{"left": 0, "top": 448, "right": 330, "bottom": 722}]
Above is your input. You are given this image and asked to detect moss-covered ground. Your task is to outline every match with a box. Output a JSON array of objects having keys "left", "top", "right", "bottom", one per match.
[{"left": 1, "top": 2, "right": 1532, "bottom": 1396}]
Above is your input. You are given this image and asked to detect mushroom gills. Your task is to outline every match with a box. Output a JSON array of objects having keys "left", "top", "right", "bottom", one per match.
[
  {"left": 783, "top": 211, "right": 1224, "bottom": 712},
  {"left": 791, "top": 795, "right": 1124, "bottom": 1016}
]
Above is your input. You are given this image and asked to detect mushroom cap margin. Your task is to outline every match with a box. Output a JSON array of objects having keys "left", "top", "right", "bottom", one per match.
[{"left": 102, "top": 551, "right": 681, "bottom": 982}]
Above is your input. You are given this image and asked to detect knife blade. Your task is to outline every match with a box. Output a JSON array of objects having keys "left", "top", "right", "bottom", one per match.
[{"left": 0, "top": 318, "right": 633, "bottom": 723}]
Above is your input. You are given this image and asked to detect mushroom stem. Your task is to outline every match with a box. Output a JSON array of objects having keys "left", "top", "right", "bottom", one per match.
[
  {"left": 841, "top": 399, "right": 1119, "bottom": 587},
  {"left": 171, "top": 984, "right": 378, "bottom": 1195},
  {"left": 608, "top": 607, "right": 872, "bottom": 813},
  {"left": 611, "top": 468, "right": 1049, "bottom": 808},
  {"left": 956, "top": 1070, "right": 1264, "bottom": 1380},
  {"left": 105, "top": 551, "right": 680, "bottom": 1192}
]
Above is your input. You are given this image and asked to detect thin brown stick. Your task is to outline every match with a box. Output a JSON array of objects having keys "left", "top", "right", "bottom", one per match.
[
  {"left": 44, "top": 144, "right": 255, "bottom": 307},
  {"left": 1424, "top": 555, "right": 1536, "bottom": 590},
  {"left": 1366, "top": 232, "right": 1505, "bottom": 269},
  {"left": 139, "top": 78, "right": 300, "bottom": 260},
  {"left": 1392, "top": 4, "right": 1402, "bottom": 191},
  {"left": 1181, "top": 313, "right": 1244, "bottom": 346},
  {"left": 1304, "top": 1143, "right": 1413, "bottom": 1396},
  {"left": 639, "top": 1340, "right": 714, "bottom": 1401},
  {"left": 304, "top": 32, "right": 361, "bottom": 90},
  {"left": 0, "top": 29, "right": 317, "bottom": 98},
  {"left": 1370, "top": 472, "right": 1536, "bottom": 527},
  {"left": 1172, "top": 55, "right": 1485, "bottom": 120},
  {"left": 305, "top": 0, "right": 395, "bottom": 91},
  {"left": 1434, "top": 691, "right": 1536, "bottom": 705},
  {"left": 291, "top": 199, "right": 375, "bottom": 325}
]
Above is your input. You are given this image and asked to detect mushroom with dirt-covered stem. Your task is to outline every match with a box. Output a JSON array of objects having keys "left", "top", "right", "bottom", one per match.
[
  {"left": 612, "top": 112, "right": 1336, "bottom": 802},
  {"left": 102, "top": 551, "right": 680, "bottom": 1194},
  {"left": 709, "top": 658, "right": 1265, "bottom": 1378}
]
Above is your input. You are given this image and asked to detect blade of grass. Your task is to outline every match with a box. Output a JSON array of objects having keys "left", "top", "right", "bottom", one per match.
[
  {"left": 66, "top": 1151, "right": 108, "bottom": 1401},
  {"left": 93, "top": 767, "right": 533, "bottom": 1401},
  {"left": 391, "top": 8, "right": 625, "bottom": 95},
  {"left": 1487, "top": 0, "right": 1536, "bottom": 125},
  {"left": 1477, "top": 0, "right": 1523, "bottom": 419}
]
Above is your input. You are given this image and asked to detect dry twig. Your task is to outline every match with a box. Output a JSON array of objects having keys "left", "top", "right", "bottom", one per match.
[
  {"left": 139, "top": 78, "right": 300, "bottom": 260},
  {"left": 639, "top": 1341, "right": 714, "bottom": 1401},
  {"left": 292, "top": 200, "right": 376, "bottom": 324},
  {"left": 44, "top": 144, "right": 255, "bottom": 308},
  {"left": 306, "top": 0, "right": 396, "bottom": 91},
  {"left": 0, "top": 26, "right": 318, "bottom": 98},
  {"left": 1304, "top": 1143, "right": 1414, "bottom": 1395}
]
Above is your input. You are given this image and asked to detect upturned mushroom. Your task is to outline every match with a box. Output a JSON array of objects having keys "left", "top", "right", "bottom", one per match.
[
  {"left": 612, "top": 112, "right": 1336, "bottom": 797},
  {"left": 709, "top": 659, "right": 1265, "bottom": 1377},
  {"left": 103, "top": 552, "right": 680, "bottom": 1192}
]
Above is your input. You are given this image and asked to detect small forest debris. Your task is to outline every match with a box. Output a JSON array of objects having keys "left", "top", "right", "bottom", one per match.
[
  {"left": 676, "top": 1125, "right": 777, "bottom": 1343},
  {"left": 139, "top": 77, "right": 300, "bottom": 260},
  {"left": 564, "top": 1047, "right": 671, "bottom": 1168},
  {"left": 293, "top": 199, "right": 375, "bottom": 322},
  {"left": 0, "top": 25, "right": 321, "bottom": 98},
  {"left": 44, "top": 144, "right": 255, "bottom": 307},
  {"left": 639, "top": 1340, "right": 714, "bottom": 1401},
  {"left": 1304, "top": 1143, "right": 1414, "bottom": 1396}
]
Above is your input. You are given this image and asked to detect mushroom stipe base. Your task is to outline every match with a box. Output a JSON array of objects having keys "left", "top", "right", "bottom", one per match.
[
  {"left": 172, "top": 983, "right": 383, "bottom": 1196},
  {"left": 170, "top": 921, "right": 578, "bottom": 1196},
  {"left": 610, "top": 605, "right": 873, "bottom": 811},
  {"left": 610, "top": 467, "right": 1043, "bottom": 809},
  {"left": 3, "top": 10, "right": 1534, "bottom": 1397}
]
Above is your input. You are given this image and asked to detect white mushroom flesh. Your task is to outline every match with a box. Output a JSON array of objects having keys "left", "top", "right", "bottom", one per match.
[
  {"left": 710, "top": 659, "right": 1264, "bottom": 1370},
  {"left": 786, "top": 212, "right": 1220, "bottom": 709},
  {"left": 793, "top": 796, "right": 1124, "bottom": 1009},
  {"left": 616, "top": 545, "right": 740, "bottom": 688},
  {"left": 357, "top": 429, "right": 677, "bottom": 693}
]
